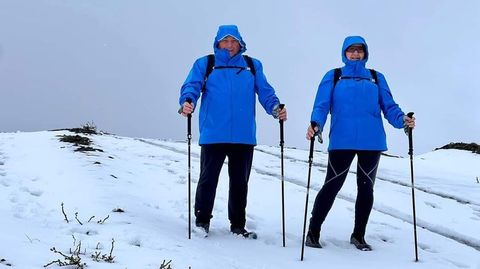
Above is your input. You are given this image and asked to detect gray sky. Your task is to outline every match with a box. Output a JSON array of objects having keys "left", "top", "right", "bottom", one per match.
[{"left": 1, "top": 0, "right": 479, "bottom": 156}]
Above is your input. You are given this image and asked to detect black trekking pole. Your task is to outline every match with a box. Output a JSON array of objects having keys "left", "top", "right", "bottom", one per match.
[
  {"left": 278, "top": 104, "right": 286, "bottom": 247},
  {"left": 301, "top": 122, "right": 316, "bottom": 261},
  {"left": 186, "top": 98, "right": 193, "bottom": 240},
  {"left": 407, "top": 112, "right": 419, "bottom": 262}
]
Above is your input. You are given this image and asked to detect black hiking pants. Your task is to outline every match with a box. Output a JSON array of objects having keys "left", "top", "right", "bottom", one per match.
[
  {"left": 194, "top": 143, "right": 254, "bottom": 229},
  {"left": 309, "top": 150, "right": 381, "bottom": 238}
]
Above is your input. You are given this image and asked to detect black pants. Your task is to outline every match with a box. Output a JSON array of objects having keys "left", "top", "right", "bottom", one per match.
[
  {"left": 309, "top": 150, "right": 381, "bottom": 237},
  {"left": 194, "top": 143, "right": 254, "bottom": 229}
]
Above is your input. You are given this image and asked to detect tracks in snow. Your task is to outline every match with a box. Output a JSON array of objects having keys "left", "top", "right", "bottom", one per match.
[
  {"left": 137, "top": 139, "right": 480, "bottom": 252},
  {"left": 255, "top": 148, "right": 479, "bottom": 207}
]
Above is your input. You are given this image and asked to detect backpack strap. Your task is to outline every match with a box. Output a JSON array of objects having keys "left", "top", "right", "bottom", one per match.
[
  {"left": 243, "top": 55, "right": 256, "bottom": 76},
  {"left": 333, "top": 68, "right": 342, "bottom": 88},
  {"left": 332, "top": 68, "right": 378, "bottom": 86},
  {"left": 369, "top": 69, "right": 378, "bottom": 85},
  {"left": 205, "top": 54, "right": 215, "bottom": 78},
  {"left": 330, "top": 68, "right": 379, "bottom": 109},
  {"left": 201, "top": 54, "right": 215, "bottom": 92},
  {"left": 202, "top": 54, "right": 256, "bottom": 92}
]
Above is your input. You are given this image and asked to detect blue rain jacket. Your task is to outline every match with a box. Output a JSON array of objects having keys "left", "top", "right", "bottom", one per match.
[
  {"left": 311, "top": 36, "right": 405, "bottom": 151},
  {"left": 179, "top": 25, "right": 280, "bottom": 145}
]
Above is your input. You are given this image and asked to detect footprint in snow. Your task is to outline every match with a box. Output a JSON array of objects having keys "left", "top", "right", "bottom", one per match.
[
  {"left": 20, "top": 186, "right": 43, "bottom": 197},
  {"left": 167, "top": 169, "right": 177, "bottom": 175},
  {"left": 128, "top": 237, "right": 142, "bottom": 247},
  {"left": 371, "top": 233, "right": 394, "bottom": 244},
  {"left": 418, "top": 242, "right": 439, "bottom": 253},
  {"left": 425, "top": 201, "right": 441, "bottom": 209},
  {"left": 0, "top": 258, "right": 13, "bottom": 267},
  {"left": 370, "top": 220, "right": 401, "bottom": 231},
  {"left": 70, "top": 227, "right": 99, "bottom": 236},
  {"left": 325, "top": 237, "right": 349, "bottom": 248},
  {"left": 1, "top": 178, "right": 10, "bottom": 187}
]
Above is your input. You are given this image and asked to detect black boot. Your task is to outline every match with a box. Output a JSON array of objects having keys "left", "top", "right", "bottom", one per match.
[
  {"left": 230, "top": 226, "right": 257, "bottom": 239},
  {"left": 305, "top": 230, "right": 322, "bottom": 248},
  {"left": 195, "top": 221, "right": 210, "bottom": 234},
  {"left": 350, "top": 234, "right": 372, "bottom": 251}
]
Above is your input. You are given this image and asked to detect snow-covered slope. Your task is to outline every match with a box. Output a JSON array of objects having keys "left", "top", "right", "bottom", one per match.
[{"left": 1, "top": 131, "right": 479, "bottom": 269}]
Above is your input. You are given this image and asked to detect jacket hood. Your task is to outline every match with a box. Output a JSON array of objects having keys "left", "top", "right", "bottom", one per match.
[
  {"left": 213, "top": 25, "right": 247, "bottom": 55},
  {"left": 341, "top": 36, "right": 369, "bottom": 64}
]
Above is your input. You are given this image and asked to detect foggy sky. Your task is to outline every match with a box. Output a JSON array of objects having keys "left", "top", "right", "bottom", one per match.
[{"left": 1, "top": 0, "right": 479, "bottom": 156}]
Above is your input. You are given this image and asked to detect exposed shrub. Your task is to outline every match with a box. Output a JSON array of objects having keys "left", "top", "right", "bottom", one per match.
[{"left": 435, "top": 142, "right": 480, "bottom": 154}]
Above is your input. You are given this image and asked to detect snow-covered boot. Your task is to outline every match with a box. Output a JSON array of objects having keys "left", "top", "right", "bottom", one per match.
[{"left": 350, "top": 234, "right": 372, "bottom": 251}]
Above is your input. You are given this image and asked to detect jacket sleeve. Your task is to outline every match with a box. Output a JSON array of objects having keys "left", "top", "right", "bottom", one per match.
[
  {"left": 311, "top": 70, "right": 335, "bottom": 131},
  {"left": 178, "top": 57, "right": 208, "bottom": 107},
  {"left": 252, "top": 58, "right": 280, "bottom": 115},
  {"left": 376, "top": 72, "right": 405, "bottom": 128}
]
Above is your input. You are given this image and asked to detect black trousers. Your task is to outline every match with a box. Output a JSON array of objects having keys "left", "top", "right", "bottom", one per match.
[
  {"left": 309, "top": 150, "right": 381, "bottom": 237},
  {"left": 194, "top": 143, "right": 254, "bottom": 229}
]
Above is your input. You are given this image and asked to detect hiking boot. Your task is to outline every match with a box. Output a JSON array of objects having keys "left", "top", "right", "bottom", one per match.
[
  {"left": 230, "top": 227, "right": 257, "bottom": 239},
  {"left": 195, "top": 221, "right": 210, "bottom": 234},
  {"left": 350, "top": 234, "right": 372, "bottom": 251},
  {"left": 305, "top": 230, "right": 322, "bottom": 248}
]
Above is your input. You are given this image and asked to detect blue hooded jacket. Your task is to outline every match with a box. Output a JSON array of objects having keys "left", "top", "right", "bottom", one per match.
[
  {"left": 311, "top": 36, "right": 405, "bottom": 151},
  {"left": 179, "top": 25, "right": 280, "bottom": 145}
]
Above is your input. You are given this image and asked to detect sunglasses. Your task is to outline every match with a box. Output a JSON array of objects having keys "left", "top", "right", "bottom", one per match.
[{"left": 346, "top": 46, "right": 365, "bottom": 53}]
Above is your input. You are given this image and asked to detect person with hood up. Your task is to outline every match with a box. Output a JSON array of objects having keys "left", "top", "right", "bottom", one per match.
[
  {"left": 304, "top": 36, "right": 415, "bottom": 250},
  {"left": 179, "top": 25, "right": 287, "bottom": 238}
]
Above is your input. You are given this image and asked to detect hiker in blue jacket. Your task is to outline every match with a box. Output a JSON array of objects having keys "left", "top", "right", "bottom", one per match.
[
  {"left": 304, "top": 36, "right": 415, "bottom": 250},
  {"left": 179, "top": 25, "right": 287, "bottom": 237}
]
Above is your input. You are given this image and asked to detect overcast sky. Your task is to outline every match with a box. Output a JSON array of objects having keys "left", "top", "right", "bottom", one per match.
[{"left": 1, "top": 0, "right": 479, "bottom": 156}]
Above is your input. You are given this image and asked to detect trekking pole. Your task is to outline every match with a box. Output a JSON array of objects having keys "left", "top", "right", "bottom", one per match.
[
  {"left": 186, "top": 98, "right": 193, "bottom": 240},
  {"left": 301, "top": 122, "right": 316, "bottom": 261},
  {"left": 407, "top": 112, "right": 419, "bottom": 262},
  {"left": 278, "top": 104, "right": 286, "bottom": 247}
]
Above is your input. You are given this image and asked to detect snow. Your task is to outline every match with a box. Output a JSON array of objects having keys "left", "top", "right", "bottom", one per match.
[{"left": 1, "top": 130, "right": 479, "bottom": 269}]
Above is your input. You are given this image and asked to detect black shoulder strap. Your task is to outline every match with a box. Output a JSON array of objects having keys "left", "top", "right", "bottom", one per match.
[
  {"left": 202, "top": 54, "right": 256, "bottom": 92},
  {"left": 369, "top": 69, "right": 378, "bottom": 85},
  {"left": 333, "top": 68, "right": 341, "bottom": 87},
  {"left": 330, "top": 67, "right": 379, "bottom": 107},
  {"left": 243, "top": 55, "right": 256, "bottom": 76},
  {"left": 205, "top": 54, "right": 215, "bottom": 80},
  {"left": 201, "top": 54, "right": 215, "bottom": 92},
  {"left": 333, "top": 68, "right": 378, "bottom": 86}
]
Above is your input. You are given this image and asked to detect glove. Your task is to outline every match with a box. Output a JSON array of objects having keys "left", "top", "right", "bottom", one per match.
[
  {"left": 272, "top": 104, "right": 280, "bottom": 119},
  {"left": 313, "top": 126, "right": 323, "bottom": 144},
  {"left": 403, "top": 112, "right": 415, "bottom": 135},
  {"left": 403, "top": 122, "right": 409, "bottom": 135}
]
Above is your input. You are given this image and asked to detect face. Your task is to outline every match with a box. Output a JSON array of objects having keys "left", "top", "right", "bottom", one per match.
[
  {"left": 345, "top": 45, "right": 365, "bottom": 61},
  {"left": 218, "top": 36, "right": 241, "bottom": 57}
]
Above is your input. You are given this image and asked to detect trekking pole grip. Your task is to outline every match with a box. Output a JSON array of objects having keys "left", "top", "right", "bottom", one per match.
[
  {"left": 186, "top": 98, "right": 192, "bottom": 136},
  {"left": 278, "top": 104, "right": 285, "bottom": 122},
  {"left": 279, "top": 104, "right": 285, "bottom": 146},
  {"left": 309, "top": 121, "right": 317, "bottom": 160},
  {"left": 407, "top": 112, "right": 414, "bottom": 155}
]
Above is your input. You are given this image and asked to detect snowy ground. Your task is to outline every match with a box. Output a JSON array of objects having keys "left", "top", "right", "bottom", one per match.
[{"left": 1, "top": 131, "right": 479, "bottom": 269}]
